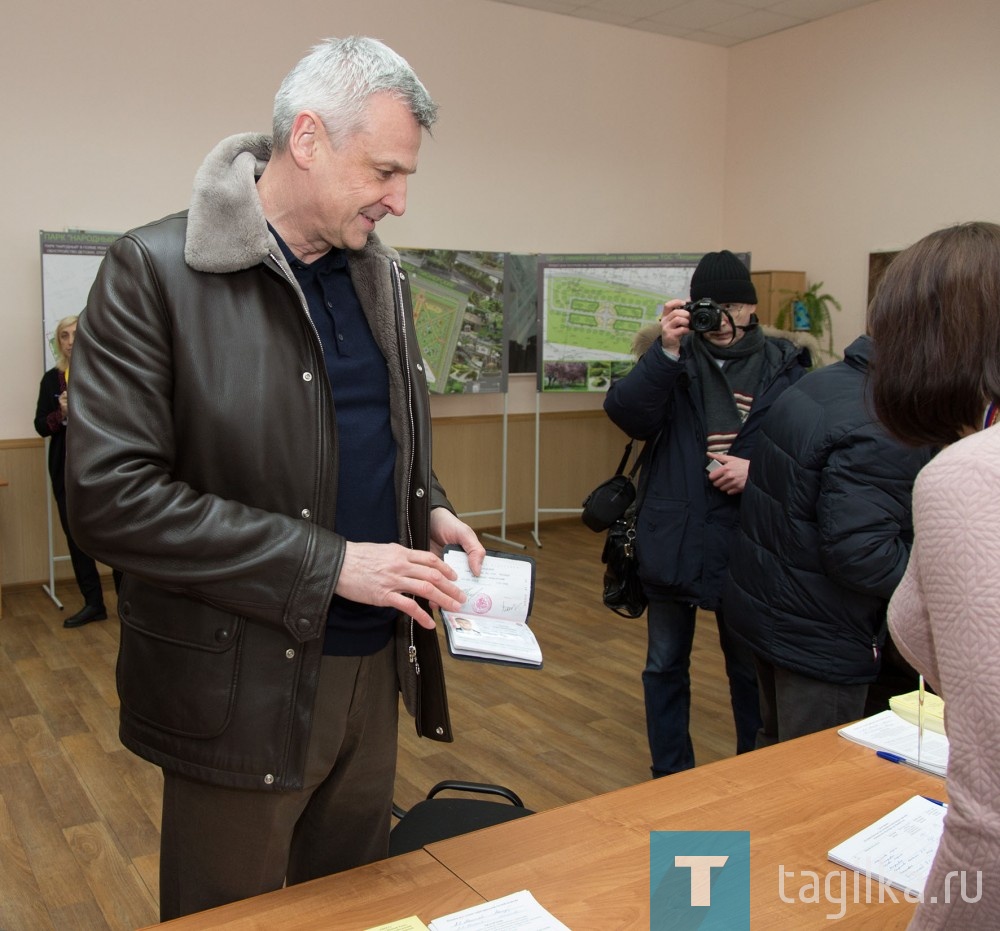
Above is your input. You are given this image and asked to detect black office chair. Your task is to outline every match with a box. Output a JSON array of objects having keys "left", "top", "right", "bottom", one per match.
[{"left": 389, "top": 780, "right": 535, "bottom": 856}]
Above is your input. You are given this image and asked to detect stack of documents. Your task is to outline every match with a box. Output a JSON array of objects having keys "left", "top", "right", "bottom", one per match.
[
  {"left": 889, "top": 689, "right": 946, "bottom": 735},
  {"left": 838, "top": 709, "right": 948, "bottom": 776},
  {"left": 828, "top": 795, "right": 946, "bottom": 896}
]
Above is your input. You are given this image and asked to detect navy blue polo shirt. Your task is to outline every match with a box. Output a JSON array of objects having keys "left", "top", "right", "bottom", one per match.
[{"left": 273, "top": 229, "right": 399, "bottom": 656}]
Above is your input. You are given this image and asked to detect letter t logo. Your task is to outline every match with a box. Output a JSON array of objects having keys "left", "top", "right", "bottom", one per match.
[{"left": 674, "top": 855, "right": 730, "bottom": 906}]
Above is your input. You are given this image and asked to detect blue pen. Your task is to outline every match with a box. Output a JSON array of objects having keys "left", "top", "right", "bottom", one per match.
[
  {"left": 876, "top": 753, "right": 946, "bottom": 799},
  {"left": 876, "top": 750, "right": 907, "bottom": 765}
]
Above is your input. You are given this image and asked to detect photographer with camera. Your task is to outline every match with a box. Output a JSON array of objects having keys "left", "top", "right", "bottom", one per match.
[{"left": 604, "top": 250, "right": 813, "bottom": 776}]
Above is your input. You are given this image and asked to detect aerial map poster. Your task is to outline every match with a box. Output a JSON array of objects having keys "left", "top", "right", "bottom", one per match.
[
  {"left": 538, "top": 252, "right": 734, "bottom": 392},
  {"left": 397, "top": 248, "right": 507, "bottom": 394}
]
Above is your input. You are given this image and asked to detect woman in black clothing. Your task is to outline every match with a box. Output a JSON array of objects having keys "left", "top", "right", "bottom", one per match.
[{"left": 34, "top": 314, "right": 107, "bottom": 628}]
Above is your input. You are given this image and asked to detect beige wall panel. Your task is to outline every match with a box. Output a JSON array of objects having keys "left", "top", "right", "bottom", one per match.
[
  {"left": 432, "top": 411, "right": 630, "bottom": 530},
  {"left": 0, "top": 439, "right": 113, "bottom": 595},
  {"left": 0, "top": 439, "right": 74, "bottom": 587}
]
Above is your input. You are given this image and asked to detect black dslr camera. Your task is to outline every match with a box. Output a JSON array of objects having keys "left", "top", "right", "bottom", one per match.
[{"left": 683, "top": 298, "right": 725, "bottom": 332}]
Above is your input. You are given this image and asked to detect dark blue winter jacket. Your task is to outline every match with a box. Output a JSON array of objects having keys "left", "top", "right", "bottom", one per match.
[{"left": 723, "top": 335, "right": 933, "bottom": 683}]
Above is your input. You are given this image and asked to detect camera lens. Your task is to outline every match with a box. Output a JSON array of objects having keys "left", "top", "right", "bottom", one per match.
[{"left": 687, "top": 299, "right": 722, "bottom": 332}]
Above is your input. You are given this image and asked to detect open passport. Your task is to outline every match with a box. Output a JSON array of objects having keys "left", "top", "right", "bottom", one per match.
[{"left": 440, "top": 547, "right": 541, "bottom": 668}]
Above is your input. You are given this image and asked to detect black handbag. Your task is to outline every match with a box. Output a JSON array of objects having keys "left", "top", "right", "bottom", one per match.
[
  {"left": 581, "top": 440, "right": 642, "bottom": 532},
  {"left": 601, "top": 508, "right": 647, "bottom": 617}
]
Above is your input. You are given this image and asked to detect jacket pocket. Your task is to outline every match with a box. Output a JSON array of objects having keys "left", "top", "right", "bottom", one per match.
[
  {"left": 117, "top": 580, "right": 242, "bottom": 739},
  {"left": 636, "top": 496, "right": 694, "bottom": 590}
]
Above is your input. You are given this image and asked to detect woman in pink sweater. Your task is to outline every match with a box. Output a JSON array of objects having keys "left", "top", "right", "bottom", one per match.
[{"left": 869, "top": 220, "right": 1000, "bottom": 929}]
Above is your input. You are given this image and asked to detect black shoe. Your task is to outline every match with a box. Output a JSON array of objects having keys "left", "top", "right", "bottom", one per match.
[{"left": 63, "top": 604, "right": 108, "bottom": 628}]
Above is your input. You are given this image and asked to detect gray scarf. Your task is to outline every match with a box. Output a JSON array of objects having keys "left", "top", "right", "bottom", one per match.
[{"left": 690, "top": 325, "right": 765, "bottom": 455}]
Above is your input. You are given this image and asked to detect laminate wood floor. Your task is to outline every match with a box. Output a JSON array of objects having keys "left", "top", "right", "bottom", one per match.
[{"left": 0, "top": 520, "right": 736, "bottom": 930}]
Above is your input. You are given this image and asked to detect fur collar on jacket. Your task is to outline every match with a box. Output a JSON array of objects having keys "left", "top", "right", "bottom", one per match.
[
  {"left": 631, "top": 320, "right": 825, "bottom": 367},
  {"left": 185, "top": 133, "right": 274, "bottom": 273}
]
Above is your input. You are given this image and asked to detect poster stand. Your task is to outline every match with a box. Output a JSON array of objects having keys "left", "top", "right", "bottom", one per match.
[
  {"left": 458, "top": 392, "right": 524, "bottom": 550},
  {"left": 530, "top": 392, "right": 583, "bottom": 548},
  {"left": 41, "top": 457, "right": 67, "bottom": 609}
]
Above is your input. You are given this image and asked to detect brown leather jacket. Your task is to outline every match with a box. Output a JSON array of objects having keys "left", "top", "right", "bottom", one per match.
[{"left": 66, "top": 134, "right": 453, "bottom": 790}]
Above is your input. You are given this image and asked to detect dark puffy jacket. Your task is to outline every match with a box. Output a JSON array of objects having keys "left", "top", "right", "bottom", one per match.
[
  {"left": 604, "top": 326, "right": 811, "bottom": 609},
  {"left": 724, "top": 335, "right": 933, "bottom": 683},
  {"left": 66, "top": 134, "right": 454, "bottom": 790}
]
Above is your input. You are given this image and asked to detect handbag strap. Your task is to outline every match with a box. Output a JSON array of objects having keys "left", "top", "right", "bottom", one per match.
[
  {"left": 627, "top": 443, "right": 646, "bottom": 481},
  {"left": 611, "top": 433, "right": 658, "bottom": 513},
  {"left": 628, "top": 434, "right": 658, "bottom": 511},
  {"left": 613, "top": 440, "right": 634, "bottom": 476}
]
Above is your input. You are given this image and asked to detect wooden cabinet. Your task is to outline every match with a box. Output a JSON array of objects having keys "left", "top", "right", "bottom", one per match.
[{"left": 750, "top": 270, "right": 806, "bottom": 328}]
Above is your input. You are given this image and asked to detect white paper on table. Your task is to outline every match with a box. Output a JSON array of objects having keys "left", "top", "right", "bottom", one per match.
[
  {"left": 838, "top": 710, "right": 948, "bottom": 776},
  {"left": 428, "top": 890, "right": 571, "bottom": 931},
  {"left": 828, "top": 795, "right": 946, "bottom": 896}
]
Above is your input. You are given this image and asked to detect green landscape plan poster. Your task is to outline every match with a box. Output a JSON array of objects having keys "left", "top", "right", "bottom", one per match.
[
  {"left": 398, "top": 248, "right": 507, "bottom": 394},
  {"left": 537, "top": 252, "right": 750, "bottom": 392}
]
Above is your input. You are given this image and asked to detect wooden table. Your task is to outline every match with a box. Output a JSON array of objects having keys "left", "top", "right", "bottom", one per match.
[
  {"left": 429, "top": 727, "right": 945, "bottom": 928},
  {"left": 150, "top": 727, "right": 946, "bottom": 929},
  {"left": 148, "top": 850, "right": 487, "bottom": 929}
]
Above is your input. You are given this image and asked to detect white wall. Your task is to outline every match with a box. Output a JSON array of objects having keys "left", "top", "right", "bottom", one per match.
[
  {"left": 725, "top": 0, "right": 1000, "bottom": 350},
  {"left": 1, "top": 0, "right": 726, "bottom": 438}
]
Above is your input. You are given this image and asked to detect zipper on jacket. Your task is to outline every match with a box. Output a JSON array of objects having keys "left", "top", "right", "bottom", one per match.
[
  {"left": 872, "top": 636, "right": 880, "bottom": 663},
  {"left": 392, "top": 259, "right": 422, "bottom": 677},
  {"left": 408, "top": 635, "right": 420, "bottom": 674},
  {"left": 269, "top": 252, "right": 425, "bottom": 681},
  {"left": 391, "top": 259, "right": 418, "bottom": 547}
]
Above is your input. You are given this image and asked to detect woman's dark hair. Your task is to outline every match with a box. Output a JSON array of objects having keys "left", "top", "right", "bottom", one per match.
[{"left": 868, "top": 221, "right": 1000, "bottom": 447}]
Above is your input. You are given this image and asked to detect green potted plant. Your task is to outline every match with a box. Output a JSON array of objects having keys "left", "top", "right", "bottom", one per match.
[{"left": 774, "top": 281, "right": 842, "bottom": 364}]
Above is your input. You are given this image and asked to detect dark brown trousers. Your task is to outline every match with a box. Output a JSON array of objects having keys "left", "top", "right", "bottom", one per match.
[{"left": 158, "top": 641, "right": 399, "bottom": 920}]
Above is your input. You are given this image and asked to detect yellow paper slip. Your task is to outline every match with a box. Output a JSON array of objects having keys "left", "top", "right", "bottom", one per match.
[
  {"left": 889, "top": 689, "right": 945, "bottom": 735},
  {"left": 362, "top": 917, "right": 430, "bottom": 931}
]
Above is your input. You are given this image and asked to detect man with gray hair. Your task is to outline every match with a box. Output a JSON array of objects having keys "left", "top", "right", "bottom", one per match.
[{"left": 67, "top": 37, "right": 484, "bottom": 919}]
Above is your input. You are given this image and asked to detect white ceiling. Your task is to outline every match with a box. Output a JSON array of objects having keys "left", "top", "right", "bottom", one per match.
[{"left": 488, "top": 0, "right": 881, "bottom": 47}]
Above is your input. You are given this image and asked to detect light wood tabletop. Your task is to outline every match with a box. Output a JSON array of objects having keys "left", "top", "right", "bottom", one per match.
[
  {"left": 427, "top": 726, "right": 946, "bottom": 929},
  {"left": 146, "top": 850, "right": 486, "bottom": 930},
  {"left": 147, "top": 727, "right": 946, "bottom": 930}
]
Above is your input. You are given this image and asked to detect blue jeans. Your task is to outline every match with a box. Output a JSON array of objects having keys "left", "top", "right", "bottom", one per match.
[{"left": 644, "top": 597, "right": 761, "bottom": 777}]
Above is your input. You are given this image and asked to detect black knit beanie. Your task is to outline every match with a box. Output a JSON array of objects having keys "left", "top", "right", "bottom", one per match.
[{"left": 689, "top": 250, "right": 757, "bottom": 304}]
